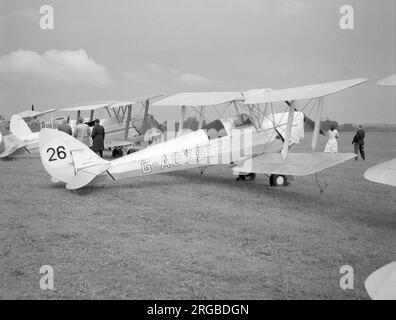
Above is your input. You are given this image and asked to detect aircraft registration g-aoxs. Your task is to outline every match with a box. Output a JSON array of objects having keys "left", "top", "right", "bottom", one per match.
[{"left": 38, "top": 78, "right": 368, "bottom": 190}]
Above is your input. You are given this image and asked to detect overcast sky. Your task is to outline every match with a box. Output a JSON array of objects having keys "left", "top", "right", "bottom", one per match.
[{"left": 0, "top": 0, "right": 395, "bottom": 124}]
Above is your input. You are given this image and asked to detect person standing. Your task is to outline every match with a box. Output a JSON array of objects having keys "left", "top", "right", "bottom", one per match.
[
  {"left": 91, "top": 119, "right": 105, "bottom": 158},
  {"left": 57, "top": 119, "right": 72, "bottom": 136},
  {"left": 352, "top": 125, "right": 366, "bottom": 161},
  {"left": 73, "top": 117, "right": 91, "bottom": 146},
  {"left": 324, "top": 125, "right": 339, "bottom": 153}
]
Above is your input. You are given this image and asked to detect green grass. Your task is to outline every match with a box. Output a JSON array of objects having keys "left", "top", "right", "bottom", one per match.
[{"left": 0, "top": 132, "right": 395, "bottom": 299}]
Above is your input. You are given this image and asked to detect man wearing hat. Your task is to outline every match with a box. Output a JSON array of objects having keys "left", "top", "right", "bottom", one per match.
[
  {"left": 91, "top": 119, "right": 105, "bottom": 158},
  {"left": 352, "top": 125, "right": 366, "bottom": 161}
]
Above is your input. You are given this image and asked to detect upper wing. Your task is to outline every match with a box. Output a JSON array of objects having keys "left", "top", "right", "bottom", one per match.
[
  {"left": 233, "top": 152, "right": 356, "bottom": 176},
  {"left": 377, "top": 75, "right": 396, "bottom": 87},
  {"left": 244, "top": 78, "right": 368, "bottom": 104},
  {"left": 152, "top": 92, "right": 243, "bottom": 107},
  {"left": 59, "top": 94, "right": 166, "bottom": 112},
  {"left": 17, "top": 108, "right": 58, "bottom": 119},
  {"left": 59, "top": 102, "right": 118, "bottom": 112},
  {"left": 364, "top": 159, "right": 396, "bottom": 187}
]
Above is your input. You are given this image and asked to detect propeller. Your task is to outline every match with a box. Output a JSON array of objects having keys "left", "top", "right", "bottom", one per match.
[{"left": 31, "top": 104, "right": 34, "bottom": 111}]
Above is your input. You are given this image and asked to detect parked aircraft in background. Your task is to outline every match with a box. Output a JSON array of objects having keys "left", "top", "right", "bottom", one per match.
[
  {"left": 0, "top": 113, "right": 55, "bottom": 159},
  {"left": 57, "top": 94, "right": 165, "bottom": 155}
]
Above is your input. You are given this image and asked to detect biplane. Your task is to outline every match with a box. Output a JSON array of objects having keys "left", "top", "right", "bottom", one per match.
[
  {"left": 0, "top": 109, "right": 55, "bottom": 159},
  {"left": 57, "top": 93, "right": 165, "bottom": 155},
  {"left": 38, "top": 78, "right": 367, "bottom": 190},
  {"left": 364, "top": 75, "right": 396, "bottom": 187}
]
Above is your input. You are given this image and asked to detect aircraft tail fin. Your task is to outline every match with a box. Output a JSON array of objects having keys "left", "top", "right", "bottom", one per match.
[
  {"left": 10, "top": 114, "right": 33, "bottom": 141},
  {"left": 39, "top": 129, "right": 110, "bottom": 189}
]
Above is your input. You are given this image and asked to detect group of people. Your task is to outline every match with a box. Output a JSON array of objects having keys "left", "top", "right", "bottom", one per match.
[
  {"left": 57, "top": 117, "right": 106, "bottom": 158},
  {"left": 324, "top": 124, "right": 366, "bottom": 161}
]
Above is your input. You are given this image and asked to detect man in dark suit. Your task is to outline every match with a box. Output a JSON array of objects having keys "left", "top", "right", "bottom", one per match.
[
  {"left": 91, "top": 119, "right": 105, "bottom": 158},
  {"left": 352, "top": 125, "right": 366, "bottom": 161},
  {"left": 57, "top": 119, "right": 72, "bottom": 136}
]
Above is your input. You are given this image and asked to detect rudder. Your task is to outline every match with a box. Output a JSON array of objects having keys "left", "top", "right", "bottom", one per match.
[
  {"left": 39, "top": 129, "right": 110, "bottom": 189},
  {"left": 10, "top": 115, "right": 34, "bottom": 140}
]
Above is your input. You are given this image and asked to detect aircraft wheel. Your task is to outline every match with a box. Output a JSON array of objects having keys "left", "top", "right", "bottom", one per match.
[
  {"left": 236, "top": 175, "right": 246, "bottom": 181},
  {"left": 270, "top": 174, "right": 288, "bottom": 187},
  {"left": 246, "top": 173, "right": 256, "bottom": 181}
]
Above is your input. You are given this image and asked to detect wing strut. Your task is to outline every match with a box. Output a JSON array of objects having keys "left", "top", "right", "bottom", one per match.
[
  {"left": 198, "top": 106, "right": 206, "bottom": 129},
  {"left": 142, "top": 99, "right": 150, "bottom": 135},
  {"left": 178, "top": 105, "right": 186, "bottom": 136},
  {"left": 312, "top": 97, "right": 324, "bottom": 151},
  {"left": 125, "top": 104, "right": 132, "bottom": 140},
  {"left": 281, "top": 101, "right": 295, "bottom": 160}
]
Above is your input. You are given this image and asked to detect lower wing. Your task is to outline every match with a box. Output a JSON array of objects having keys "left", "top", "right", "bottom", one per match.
[
  {"left": 233, "top": 152, "right": 356, "bottom": 176},
  {"left": 364, "top": 159, "right": 396, "bottom": 187}
]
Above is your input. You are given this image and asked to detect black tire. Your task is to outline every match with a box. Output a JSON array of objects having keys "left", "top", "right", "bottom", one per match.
[{"left": 270, "top": 174, "right": 288, "bottom": 187}]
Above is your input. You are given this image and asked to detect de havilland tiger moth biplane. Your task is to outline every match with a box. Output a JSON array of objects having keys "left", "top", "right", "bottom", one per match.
[
  {"left": 364, "top": 74, "right": 396, "bottom": 187},
  {"left": 38, "top": 78, "right": 368, "bottom": 190}
]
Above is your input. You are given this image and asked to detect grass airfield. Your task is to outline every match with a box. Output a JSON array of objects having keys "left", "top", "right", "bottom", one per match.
[{"left": 0, "top": 132, "right": 395, "bottom": 299}]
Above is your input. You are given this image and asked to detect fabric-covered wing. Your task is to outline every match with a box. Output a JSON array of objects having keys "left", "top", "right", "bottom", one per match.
[
  {"left": 60, "top": 102, "right": 118, "bottom": 112},
  {"left": 244, "top": 78, "right": 368, "bottom": 104},
  {"left": 152, "top": 92, "right": 243, "bottom": 107},
  {"left": 233, "top": 153, "right": 356, "bottom": 176},
  {"left": 17, "top": 108, "right": 58, "bottom": 119},
  {"left": 364, "top": 159, "right": 396, "bottom": 187}
]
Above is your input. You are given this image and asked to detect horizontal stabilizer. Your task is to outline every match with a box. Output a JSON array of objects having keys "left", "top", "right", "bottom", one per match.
[
  {"left": 66, "top": 163, "right": 110, "bottom": 190},
  {"left": 233, "top": 153, "right": 356, "bottom": 176},
  {"left": 0, "top": 133, "right": 27, "bottom": 158},
  {"left": 364, "top": 159, "right": 396, "bottom": 187}
]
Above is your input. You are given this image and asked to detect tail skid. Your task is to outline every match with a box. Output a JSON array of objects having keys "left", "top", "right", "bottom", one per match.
[{"left": 39, "top": 129, "right": 110, "bottom": 189}]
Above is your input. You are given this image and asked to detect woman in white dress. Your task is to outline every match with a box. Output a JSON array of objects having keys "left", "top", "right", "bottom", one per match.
[{"left": 324, "top": 125, "right": 339, "bottom": 153}]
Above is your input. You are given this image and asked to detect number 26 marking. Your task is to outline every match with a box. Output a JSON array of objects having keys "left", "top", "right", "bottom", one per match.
[{"left": 47, "top": 146, "right": 66, "bottom": 162}]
